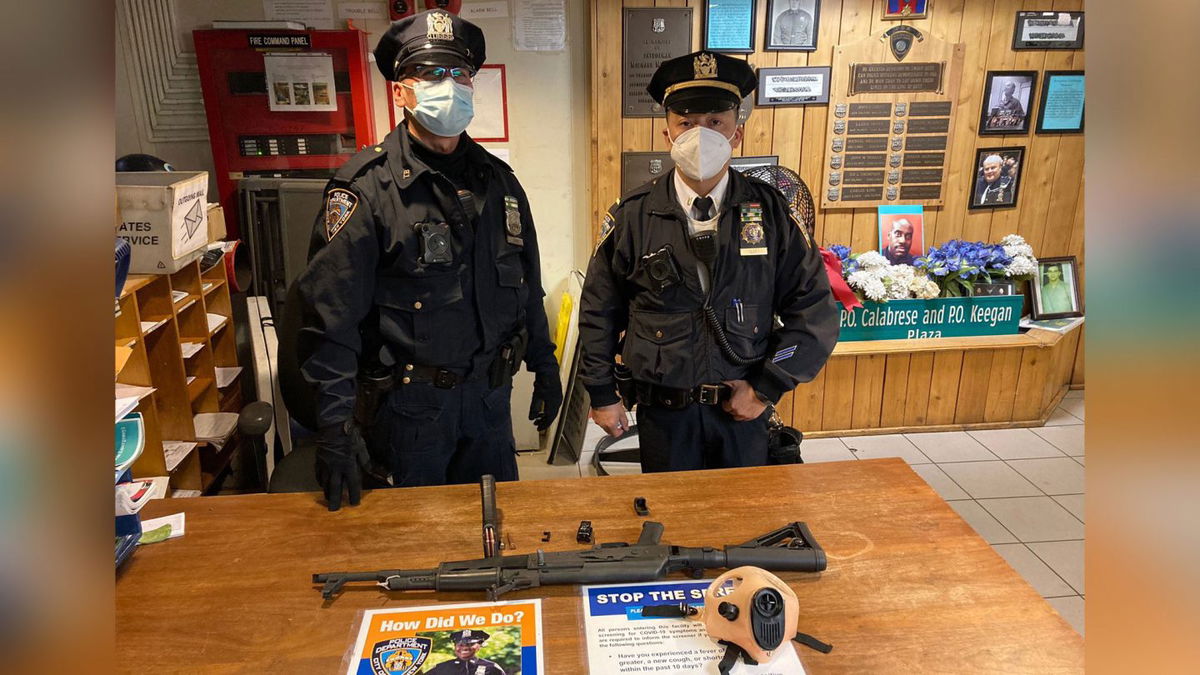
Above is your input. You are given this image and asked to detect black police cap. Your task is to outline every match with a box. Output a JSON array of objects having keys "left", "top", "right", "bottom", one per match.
[
  {"left": 374, "top": 10, "right": 486, "bottom": 81},
  {"left": 449, "top": 629, "right": 490, "bottom": 644},
  {"left": 647, "top": 51, "right": 757, "bottom": 114}
]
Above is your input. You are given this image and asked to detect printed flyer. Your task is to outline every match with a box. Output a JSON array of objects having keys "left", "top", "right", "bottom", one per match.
[
  {"left": 582, "top": 580, "right": 807, "bottom": 674},
  {"left": 345, "top": 600, "right": 543, "bottom": 675}
]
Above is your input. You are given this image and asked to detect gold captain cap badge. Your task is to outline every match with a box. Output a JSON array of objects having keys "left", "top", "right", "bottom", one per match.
[
  {"left": 694, "top": 53, "right": 717, "bottom": 79},
  {"left": 427, "top": 11, "right": 454, "bottom": 41}
]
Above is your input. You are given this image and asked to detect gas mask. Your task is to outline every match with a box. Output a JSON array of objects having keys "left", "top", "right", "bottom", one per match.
[
  {"left": 403, "top": 78, "right": 475, "bottom": 137},
  {"left": 669, "top": 126, "right": 735, "bottom": 181}
]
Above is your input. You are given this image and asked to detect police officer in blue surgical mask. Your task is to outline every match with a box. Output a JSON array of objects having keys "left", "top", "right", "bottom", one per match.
[
  {"left": 293, "top": 10, "right": 561, "bottom": 510},
  {"left": 579, "top": 51, "right": 838, "bottom": 473}
]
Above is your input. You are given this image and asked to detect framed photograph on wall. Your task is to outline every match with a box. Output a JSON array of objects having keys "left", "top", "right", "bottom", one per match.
[
  {"left": 978, "top": 70, "right": 1037, "bottom": 135},
  {"left": 1030, "top": 256, "right": 1083, "bottom": 319},
  {"left": 1013, "top": 11, "right": 1084, "bottom": 50},
  {"left": 756, "top": 66, "right": 831, "bottom": 105},
  {"left": 703, "top": 0, "right": 757, "bottom": 53},
  {"left": 882, "top": 0, "right": 928, "bottom": 20},
  {"left": 1036, "top": 70, "right": 1085, "bottom": 134},
  {"left": 765, "top": 0, "right": 820, "bottom": 52},
  {"left": 877, "top": 205, "right": 924, "bottom": 265},
  {"left": 969, "top": 147, "right": 1024, "bottom": 209}
]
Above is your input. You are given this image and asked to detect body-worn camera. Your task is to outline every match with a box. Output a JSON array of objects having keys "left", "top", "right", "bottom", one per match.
[
  {"left": 417, "top": 221, "right": 452, "bottom": 264},
  {"left": 641, "top": 245, "right": 682, "bottom": 294}
]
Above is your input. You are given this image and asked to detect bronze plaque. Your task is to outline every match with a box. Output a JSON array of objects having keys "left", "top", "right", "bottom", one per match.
[
  {"left": 621, "top": 152, "right": 674, "bottom": 193},
  {"left": 902, "top": 168, "right": 944, "bottom": 184},
  {"left": 905, "top": 135, "right": 948, "bottom": 150},
  {"left": 840, "top": 186, "right": 884, "bottom": 201},
  {"left": 847, "top": 119, "right": 891, "bottom": 135},
  {"left": 844, "top": 170, "right": 885, "bottom": 185},
  {"left": 845, "top": 153, "right": 887, "bottom": 168},
  {"left": 849, "top": 102, "right": 893, "bottom": 118},
  {"left": 848, "top": 62, "right": 945, "bottom": 95},
  {"left": 623, "top": 8, "right": 693, "bottom": 117},
  {"left": 909, "top": 101, "right": 953, "bottom": 116},
  {"left": 846, "top": 137, "right": 889, "bottom": 152},
  {"left": 904, "top": 152, "right": 945, "bottom": 167},
  {"left": 906, "top": 117, "right": 950, "bottom": 134},
  {"left": 900, "top": 185, "right": 942, "bottom": 199}
]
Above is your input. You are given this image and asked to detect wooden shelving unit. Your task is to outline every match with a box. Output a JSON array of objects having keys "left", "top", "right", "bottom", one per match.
[{"left": 116, "top": 255, "right": 244, "bottom": 493}]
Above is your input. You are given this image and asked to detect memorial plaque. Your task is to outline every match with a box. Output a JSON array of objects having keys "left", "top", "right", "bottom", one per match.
[
  {"left": 906, "top": 117, "right": 950, "bottom": 134},
  {"left": 848, "top": 119, "right": 891, "bottom": 135},
  {"left": 846, "top": 137, "right": 889, "bottom": 152},
  {"left": 909, "top": 101, "right": 953, "bottom": 117},
  {"left": 844, "top": 153, "right": 887, "bottom": 168},
  {"left": 623, "top": 8, "right": 693, "bottom": 117},
  {"left": 905, "top": 135, "right": 948, "bottom": 151},
  {"left": 904, "top": 152, "right": 945, "bottom": 167},
  {"left": 621, "top": 152, "right": 674, "bottom": 193},
  {"left": 730, "top": 155, "right": 779, "bottom": 171},
  {"left": 902, "top": 168, "right": 944, "bottom": 184},
  {"left": 900, "top": 185, "right": 942, "bottom": 200},
  {"left": 848, "top": 63, "right": 945, "bottom": 96},
  {"left": 840, "top": 186, "right": 884, "bottom": 201},
  {"left": 844, "top": 170, "right": 885, "bottom": 185},
  {"left": 849, "top": 102, "right": 893, "bottom": 118}
]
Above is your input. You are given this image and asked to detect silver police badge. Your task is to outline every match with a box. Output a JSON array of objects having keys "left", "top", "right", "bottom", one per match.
[
  {"left": 887, "top": 186, "right": 899, "bottom": 200},
  {"left": 890, "top": 153, "right": 902, "bottom": 167},
  {"left": 828, "top": 171, "right": 841, "bottom": 186},
  {"left": 834, "top": 103, "right": 847, "bottom": 118},
  {"left": 831, "top": 138, "right": 844, "bottom": 152},
  {"left": 649, "top": 159, "right": 663, "bottom": 175},
  {"left": 504, "top": 195, "right": 523, "bottom": 244},
  {"left": 833, "top": 120, "right": 846, "bottom": 134},
  {"left": 894, "top": 102, "right": 907, "bottom": 117},
  {"left": 891, "top": 137, "right": 903, "bottom": 151},
  {"left": 324, "top": 188, "right": 358, "bottom": 241},
  {"left": 888, "top": 170, "right": 901, "bottom": 184},
  {"left": 827, "top": 187, "right": 840, "bottom": 201},
  {"left": 830, "top": 155, "right": 843, "bottom": 170},
  {"left": 652, "top": 17, "right": 666, "bottom": 33},
  {"left": 426, "top": 11, "right": 453, "bottom": 41},
  {"left": 893, "top": 120, "right": 905, "bottom": 134}
]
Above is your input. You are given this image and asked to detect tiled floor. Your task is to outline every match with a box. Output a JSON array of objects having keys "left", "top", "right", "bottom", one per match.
[{"left": 516, "top": 390, "right": 1085, "bottom": 635}]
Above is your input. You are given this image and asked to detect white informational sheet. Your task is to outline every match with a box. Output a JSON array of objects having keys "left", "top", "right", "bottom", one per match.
[
  {"left": 336, "top": 1, "right": 386, "bottom": 21},
  {"left": 463, "top": 1, "right": 510, "bottom": 20},
  {"left": 467, "top": 65, "right": 508, "bottom": 141},
  {"left": 264, "top": 53, "right": 338, "bottom": 112},
  {"left": 263, "top": 0, "right": 334, "bottom": 29},
  {"left": 582, "top": 580, "right": 808, "bottom": 674},
  {"left": 513, "top": 0, "right": 566, "bottom": 51}
]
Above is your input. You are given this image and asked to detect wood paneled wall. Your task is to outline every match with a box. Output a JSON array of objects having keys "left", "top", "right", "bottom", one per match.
[{"left": 590, "top": 0, "right": 1085, "bottom": 385}]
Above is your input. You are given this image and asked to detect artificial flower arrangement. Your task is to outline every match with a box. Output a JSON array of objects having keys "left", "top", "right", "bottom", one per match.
[{"left": 828, "top": 234, "right": 1038, "bottom": 303}]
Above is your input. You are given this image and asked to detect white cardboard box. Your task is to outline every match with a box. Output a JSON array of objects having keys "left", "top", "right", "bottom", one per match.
[{"left": 116, "top": 171, "right": 209, "bottom": 274}]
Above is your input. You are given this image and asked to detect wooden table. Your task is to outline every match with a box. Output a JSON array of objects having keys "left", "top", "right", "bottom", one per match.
[{"left": 116, "top": 459, "right": 1083, "bottom": 673}]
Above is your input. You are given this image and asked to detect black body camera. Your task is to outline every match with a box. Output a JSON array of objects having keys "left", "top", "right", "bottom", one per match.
[
  {"left": 641, "top": 245, "right": 682, "bottom": 294},
  {"left": 418, "top": 222, "right": 452, "bottom": 264}
]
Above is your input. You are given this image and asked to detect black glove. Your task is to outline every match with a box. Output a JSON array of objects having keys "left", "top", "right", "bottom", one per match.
[
  {"left": 529, "top": 370, "right": 563, "bottom": 432},
  {"left": 315, "top": 421, "right": 370, "bottom": 511}
]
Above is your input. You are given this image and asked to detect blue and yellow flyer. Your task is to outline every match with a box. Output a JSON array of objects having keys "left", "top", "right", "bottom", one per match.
[
  {"left": 345, "top": 600, "right": 543, "bottom": 675},
  {"left": 582, "top": 581, "right": 806, "bottom": 674}
]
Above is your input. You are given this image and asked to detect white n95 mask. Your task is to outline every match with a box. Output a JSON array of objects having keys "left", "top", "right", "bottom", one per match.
[
  {"left": 669, "top": 126, "right": 734, "bottom": 181},
  {"left": 404, "top": 78, "right": 475, "bottom": 137}
]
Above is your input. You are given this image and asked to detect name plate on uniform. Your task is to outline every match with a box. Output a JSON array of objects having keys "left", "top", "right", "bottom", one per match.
[{"left": 623, "top": 8, "right": 694, "bottom": 117}]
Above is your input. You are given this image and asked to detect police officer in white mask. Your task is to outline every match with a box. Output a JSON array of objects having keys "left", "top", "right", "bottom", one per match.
[{"left": 578, "top": 51, "right": 838, "bottom": 473}]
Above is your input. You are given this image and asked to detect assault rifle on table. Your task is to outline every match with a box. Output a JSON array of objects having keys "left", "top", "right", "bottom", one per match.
[{"left": 313, "top": 475, "right": 827, "bottom": 602}]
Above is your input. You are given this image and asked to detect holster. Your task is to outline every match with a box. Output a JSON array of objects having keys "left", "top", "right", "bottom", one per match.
[
  {"left": 353, "top": 366, "right": 396, "bottom": 488},
  {"left": 489, "top": 330, "right": 528, "bottom": 389},
  {"left": 766, "top": 410, "right": 804, "bottom": 465},
  {"left": 613, "top": 363, "right": 637, "bottom": 411}
]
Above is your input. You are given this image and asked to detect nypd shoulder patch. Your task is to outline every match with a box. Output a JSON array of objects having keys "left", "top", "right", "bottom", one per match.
[{"left": 325, "top": 188, "right": 359, "bottom": 241}]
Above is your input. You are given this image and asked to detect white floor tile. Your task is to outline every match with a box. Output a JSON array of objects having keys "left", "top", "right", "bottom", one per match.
[
  {"left": 1058, "top": 398, "right": 1085, "bottom": 420},
  {"left": 968, "top": 428, "right": 1065, "bottom": 460},
  {"left": 991, "top": 543, "right": 1077, "bottom": 598},
  {"left": 938, "top": 461, "right": 1042, "bottom": 499},
  {"left": 1063, "top": 389, "right": 1084, "bottom": 400},
  {"left": 841, "top": 434, "right": 930, "bottom": 464},
  {"left": 1008, "top": 457, "right": 1085, "bottom": 495},
  {"left": 905, "top": 431, "right": 997, "bottom": 463},
  {"left": 800, "top": 438, "right": 857, "bottom": 463},
  {"left": 1046, "top": 595, "right": 1085, "bottom": 635},
  {"left": 516, "top": 451, "right": 581, "bottom": 481},
  {"left": 1032, "top": 425, "right": 1085, "bottom": 456},
  {"left": 910, "top": 463, "right": 970, "bottom": 500},
  {"left": 947, "top": 500, "right": 1017, "bottom": 544},
  {"left": 1052, "top": 494, "right": 1085, "bottom": 522},
  {"left": 1028, "top": 540, "right": 1085, "bottom": 594},
  {"left": 1043, "top": 407, "right": 1083, "bottom": 426},
  {"left": 978, "top": 497, "right": 1085, "bottom": 542}
]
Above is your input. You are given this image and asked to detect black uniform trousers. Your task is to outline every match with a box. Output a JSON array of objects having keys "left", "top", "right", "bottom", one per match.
[
  {"left": 370, "top": 379, "right": 518, "bottom": 486},
  {"left": 636, "top": 403, "right": 769, "bottom": 473}
]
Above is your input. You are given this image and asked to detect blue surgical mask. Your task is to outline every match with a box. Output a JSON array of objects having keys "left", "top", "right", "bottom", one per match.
[{"left": 403, "top": 78, "right": 475, "bottom": 137}]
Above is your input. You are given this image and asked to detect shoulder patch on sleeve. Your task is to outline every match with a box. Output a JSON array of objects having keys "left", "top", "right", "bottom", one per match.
[{"left": 324, "top": 188, "right": 359, "bottom": 241}]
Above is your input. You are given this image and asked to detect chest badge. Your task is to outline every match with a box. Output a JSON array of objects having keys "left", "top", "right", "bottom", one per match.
[
  {"left": 324, "top": 188, "right": 358, "bottom": 241},
  {"left": 739, "top": 203, "right": 767, "bottom": 256},
  {"left": 504, "top": 195, "right": 524, "bottom": 246}
]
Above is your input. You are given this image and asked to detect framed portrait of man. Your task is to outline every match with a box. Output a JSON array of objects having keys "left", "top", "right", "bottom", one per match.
[
  {"left": 1030, "top": 256, "right": 1083, "bottom": 319},
  {"left": 979, "top": 71, "right": 1036, "bottom": 135},
  {"left": 765, "top": 0, "right": 820, "bottom": 52},
  {"left": 877, "top": 205, "right": 924, "bottom": 266},
  {"left": 969, "top": 147, "right": 1023, "bottom": 209}
]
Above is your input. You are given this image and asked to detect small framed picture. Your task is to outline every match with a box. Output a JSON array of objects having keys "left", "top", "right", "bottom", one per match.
[
  {"left": 877, "top": 205, "right": 924, "bottom": 265},
  {"left": 1036, "top": 70, "right": 1085, "bottom": 134},
  {"left": 1030, "top": 256, "right": 1083, "bottom": 319},
  {"left": 756, "top": 66, "right": 831, "bottom": 106},
  {"left": 882, "top": 0, "right": 928, "bottom": 20},
  {"left": 978, "top": 70, "right": 1037, "bottom": 135},
  {"left": 969, "top": 147, "right": 1024, "bottom": 210},
  {"left": 972, "top": 281, "right": 1016, "bottom": 297},
  {"left": 703, "top": 0, "right": 757, "bottom": 54},
  {"left": 765, "top": 0, "right": 820, "bottom": 52},
  {"left": 1013, "top": 11, "right": 1084, "bottom": 50}
]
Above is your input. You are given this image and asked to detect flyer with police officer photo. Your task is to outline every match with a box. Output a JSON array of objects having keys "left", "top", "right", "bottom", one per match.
[{"left": 345, "top": 600, "right": 543, "bottom": 675}]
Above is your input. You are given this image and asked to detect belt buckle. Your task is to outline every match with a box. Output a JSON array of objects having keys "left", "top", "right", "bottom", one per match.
[
  {"left": 697, "top": 384, "right": 722, "bottom": 406},
  {"left": 433, "top": 369, "right": 458, "bottom": 389}
]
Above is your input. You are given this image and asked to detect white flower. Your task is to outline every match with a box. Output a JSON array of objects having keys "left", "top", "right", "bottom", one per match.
[
  {"left": 854, "top": 251, "right": 890, "bottom": 270},
  {"left": 847, "top": 270, "right": 888, "bottom": 302},
  {"left": 1005, "top": 255, "right": 1037, "bottom": 277},
  {"left": 1000, "top": 233, "right": 1027, "bottom": 247},
  {"left": 921, "top": 280, "right": 941, "bottom": 299}
]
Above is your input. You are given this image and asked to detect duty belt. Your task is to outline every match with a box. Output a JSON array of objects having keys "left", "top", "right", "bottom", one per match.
[
  {"left": 397, "top": 363, "right": 469, "bottom": 389},
  {"left": 635, "top": 381, "right": 732, "bottom": 410}
]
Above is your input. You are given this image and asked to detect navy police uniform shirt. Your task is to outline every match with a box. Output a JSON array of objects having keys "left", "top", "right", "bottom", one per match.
[
  {"left": 293, "top": 127, "right": 557, "bottom": 429},
  {"left": 578, "top": 168, "right": 839, "bottom": 406},
  {"left": 425, "top": 656, "right": 505, "bottom": 675}
]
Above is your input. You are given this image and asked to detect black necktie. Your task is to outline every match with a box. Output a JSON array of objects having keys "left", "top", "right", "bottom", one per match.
[{"left": 693, "top": 196, "right": 714, "bottom": 220}]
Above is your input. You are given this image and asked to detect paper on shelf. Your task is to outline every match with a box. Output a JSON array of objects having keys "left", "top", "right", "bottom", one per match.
[
  {"left": 115, "top": 384, "right": 155, "bottom": 402},
  {"left": 139, "top": 512, "right": 185, "bottom": 543},
  {"left": 115, "top": 397, "right": 139, "bottom": 422},
  {"left": 206, "top": 313, "right": 227, "bottom": 333},
  {"left": 180, "top": 342, "right": 204, "bottom": 358},
  {"left": 163, "top": 441, "right": 197, "bottom": 472},
  {"left": 171, "top": 290, "right": 188, "bottom": 303},
  {"left": 140, "top": 318, "right": 168, "bottom": 333},
  {"left": 115, "top": 479, "right": 157, "bottom": 516},
  {"left": 186, "top": 375, "right": 196, "bottom": 385},
  {"left": 194, "top": 412, "right": 239, "bottom": 442},
  {"left": 201, "top": 282, "right": 214, "bottom": 292},
  {"left": 170, "top": 489, "right": 202, "bottom": 498},
  {"left": 215, "top": 366, "right": 243, "bottom": 388},
  {"left": 144, "top": 476, "right": 170, "bottom": 500}
]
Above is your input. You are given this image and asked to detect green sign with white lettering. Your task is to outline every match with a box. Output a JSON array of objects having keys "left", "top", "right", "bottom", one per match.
[{"left": 838, "top": 296, "right": 1024, "bottom": 341}]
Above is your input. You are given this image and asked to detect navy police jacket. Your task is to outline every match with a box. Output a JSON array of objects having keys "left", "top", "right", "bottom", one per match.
[
  {"left": 293, "top": 126, "right": 557, "bottom": 429},
  {"left": 579, "top": 168, "right": 838, "bottom": 407}
]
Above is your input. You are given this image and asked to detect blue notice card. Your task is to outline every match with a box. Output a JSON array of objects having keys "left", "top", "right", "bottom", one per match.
[
  {"left": 1041, "top": 74, "right": 1085, "bottom": 131},
  {"left": 706, "top": 0, "right": 755, "bottom": 52}
]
